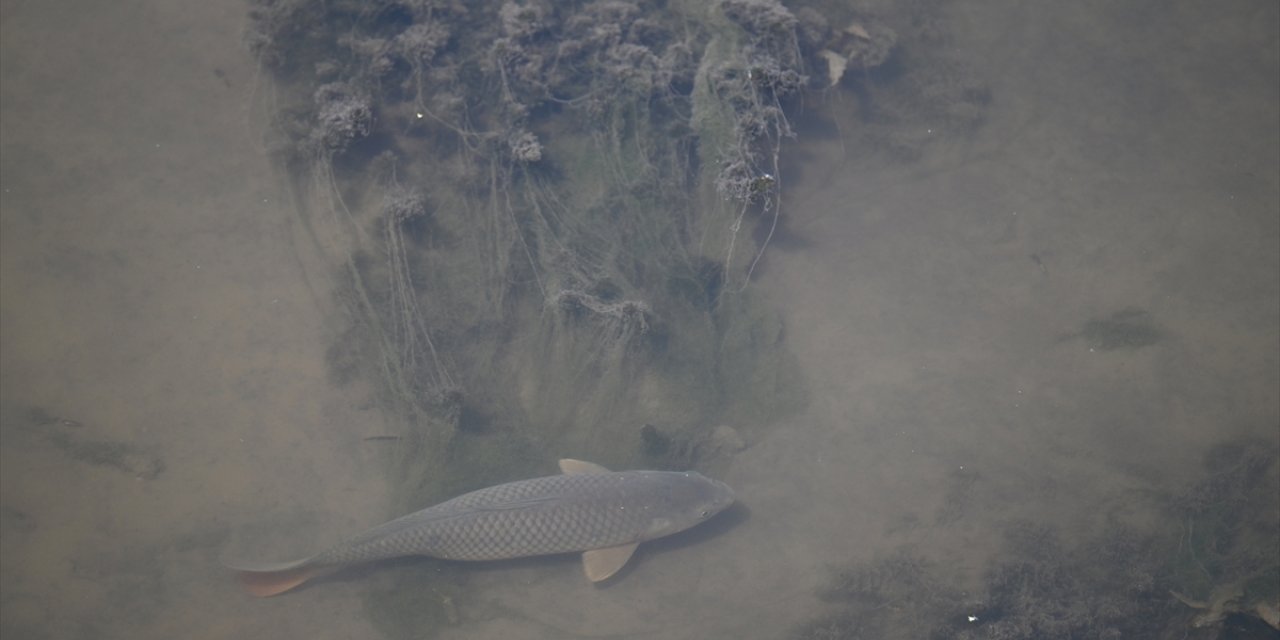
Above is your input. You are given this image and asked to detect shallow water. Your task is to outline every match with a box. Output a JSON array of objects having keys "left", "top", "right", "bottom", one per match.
[{"left": 1, "top": 1, "right": 1276, "bottom": 639}]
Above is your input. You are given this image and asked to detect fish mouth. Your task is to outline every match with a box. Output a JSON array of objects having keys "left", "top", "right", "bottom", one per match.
[{"left": 710, "top": 479, "right": 736, "bottom": 509}]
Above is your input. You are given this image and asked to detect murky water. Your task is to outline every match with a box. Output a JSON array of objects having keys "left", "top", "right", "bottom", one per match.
[{"left": 2, "top": 1, "right": 1275, "bottom": 639}]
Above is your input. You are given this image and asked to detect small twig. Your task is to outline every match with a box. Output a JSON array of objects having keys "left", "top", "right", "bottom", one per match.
[{"left": 1186, "top": 516, "right": 1212, "bottom": 580}]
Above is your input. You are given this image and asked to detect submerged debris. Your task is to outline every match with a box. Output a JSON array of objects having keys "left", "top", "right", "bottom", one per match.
[
  {"left": 1171, "top": 582, "right": 1280, "bottom": 630},
  {"left": 552, "top": 289, "right": 655, "bottom": 339},
  {"left": 818, "top": 21, "right": 897, "bottom": 87}
]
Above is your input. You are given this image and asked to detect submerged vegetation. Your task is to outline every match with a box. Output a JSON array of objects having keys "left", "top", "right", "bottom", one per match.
[
  {"left": 247, "top": 0, "right": 830, "bottom": 633},
  {"left": 243, "top": 0, "right": 944, "bottom": 503},
  {"left": 246, "top": 0, "right": 989, "bottom": 635}
]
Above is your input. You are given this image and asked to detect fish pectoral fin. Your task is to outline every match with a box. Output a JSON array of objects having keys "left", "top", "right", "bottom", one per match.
[
  {"left": 581, "top": 543, "right": 638, "bottom": 582},
  {"left": 559, "top": 459, "right": 611, "bottom": 474}
]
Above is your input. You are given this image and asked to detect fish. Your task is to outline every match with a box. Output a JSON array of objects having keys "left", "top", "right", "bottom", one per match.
[{"left": 227, "top": 458, "right": 735, "bottom": 596}]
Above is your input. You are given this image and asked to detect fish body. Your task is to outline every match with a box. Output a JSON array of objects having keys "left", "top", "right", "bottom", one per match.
[{"left": 230, "top": 459, "right": 735, "bottom": 595}]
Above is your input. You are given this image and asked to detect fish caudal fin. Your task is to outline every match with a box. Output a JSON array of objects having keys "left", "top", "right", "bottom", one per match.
[
  {"left": 224, "top": 558, "right": 321, "bottom": 597},
  {"left": 236, "top": 566, "right": 321, "bottom": 597}
]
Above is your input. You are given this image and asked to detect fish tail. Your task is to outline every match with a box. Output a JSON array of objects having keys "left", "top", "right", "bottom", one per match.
[{"left": 225, "top": 558, "right": 322, "bottom": 597}]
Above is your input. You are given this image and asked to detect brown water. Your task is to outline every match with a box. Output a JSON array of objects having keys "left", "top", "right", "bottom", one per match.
[{"left": 2, "top": 1, "right": 1276, "bottom": 639}]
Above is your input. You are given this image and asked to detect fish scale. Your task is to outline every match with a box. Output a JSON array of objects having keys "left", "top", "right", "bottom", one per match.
[
  {"left": 229, "top": 461, "right": 735, "bottom": 595},
  {"left": 310, "top": 471, "right": 705, "bottom": 564}
]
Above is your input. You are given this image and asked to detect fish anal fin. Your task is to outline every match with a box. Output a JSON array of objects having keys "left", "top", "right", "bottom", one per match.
[
  {"left": 236, "top": 565, "right": 322, "bottom": 597},
  {"left": 559, "top": 459, "right": 611, "bottom": 474},
  {"left": 581, "top": 543, "right": 638, "bottom": 582}
]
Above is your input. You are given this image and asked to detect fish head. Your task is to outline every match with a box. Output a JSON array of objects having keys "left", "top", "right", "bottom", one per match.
[{"left": 638, "top": 471, "right": 736, "bottom": 540}]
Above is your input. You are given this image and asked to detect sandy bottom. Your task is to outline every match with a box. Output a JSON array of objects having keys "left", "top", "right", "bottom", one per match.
[
  {"left": 0, "top": 2, "right": 389, "bottom": 638},
  {"left": 1, "top": 1, "right": 1276, "bottom": 639}
]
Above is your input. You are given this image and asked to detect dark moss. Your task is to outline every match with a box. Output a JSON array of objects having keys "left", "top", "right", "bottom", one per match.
[
  {"left": 324, "top": 328, "right": 362, "bottom": 386},
  {"left": 1076, "top": 308, "right": 1163, "bottom": 351},
  {"left": 45, "top": 432, "right": 165, "bottom": 479},
  {"left": 797, "top": 437, "right": 1280, "bottom": 639},
  {"left": 640, "top": 423, "right": 673, "bottom": 458}
]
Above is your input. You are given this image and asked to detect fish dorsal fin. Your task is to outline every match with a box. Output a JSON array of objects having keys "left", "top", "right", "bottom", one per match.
[
  {"left": 581, "top": 543, "right": 638, "bottom": 582},
  {"left": 559, "top": 459, "right": 610, "bottom": 474}
]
